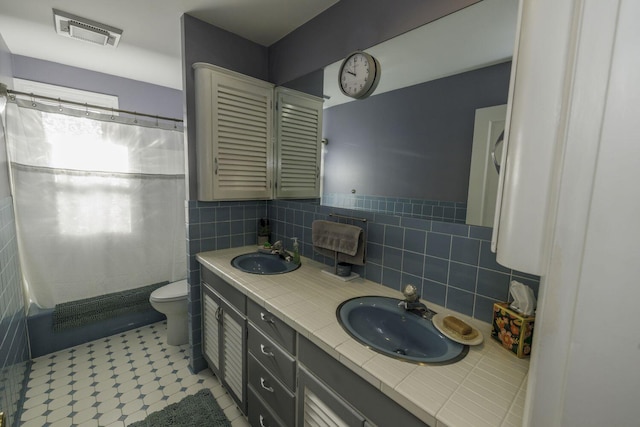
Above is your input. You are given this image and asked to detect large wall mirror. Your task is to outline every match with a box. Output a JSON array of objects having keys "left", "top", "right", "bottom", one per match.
[{"left": 319, "top": 0, "right": 518, "bottom": 227}]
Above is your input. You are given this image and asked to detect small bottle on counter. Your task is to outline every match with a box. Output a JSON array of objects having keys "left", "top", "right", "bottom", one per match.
[{"left": 291, "top": 237, "right": 301, "bottom": 264}]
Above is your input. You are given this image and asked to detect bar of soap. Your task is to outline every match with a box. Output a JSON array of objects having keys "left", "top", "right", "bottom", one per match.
[{"left": 443, "top": 315, "right": 473, "bottom": 336}]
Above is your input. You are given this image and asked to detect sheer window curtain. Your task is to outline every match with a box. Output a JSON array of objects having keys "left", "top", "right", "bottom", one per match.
[{"left": 5, "top": 101, "right": 186, "bottom": 308}]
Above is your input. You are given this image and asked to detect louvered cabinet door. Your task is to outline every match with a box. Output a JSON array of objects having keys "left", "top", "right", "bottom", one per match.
[
  {"left": 194, "top": 63, "right": 275, "bottom": 201},
  {"left": 202, "top": 286, "right": 221, "bottom": 377},
  {"left": 201, "top": 281, "right": 247, "bottom": 412},
  {"left": 298, "top": 366, "right": 367, "bottom": 427},
  {"left": 275, "top": 88, "right": 323, "bottom": 199},
  {"left": 221, "top": 303, "right": 246, "bottom": 410}
]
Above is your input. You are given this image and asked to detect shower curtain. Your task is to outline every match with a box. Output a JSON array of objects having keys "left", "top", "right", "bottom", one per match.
[{"left": 5, "top": 101, "right": 186, "bottom": 308}]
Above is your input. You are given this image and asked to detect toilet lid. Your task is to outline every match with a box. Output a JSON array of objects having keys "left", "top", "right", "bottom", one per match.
[{"left": 150, "top": 279, "right": 188, "bottom": 302}]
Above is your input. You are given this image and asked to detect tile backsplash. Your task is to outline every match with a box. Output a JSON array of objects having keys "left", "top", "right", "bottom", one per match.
[
  {"left": 186, "top": 200, "right": 267, "bottom": 372},
  {"left": 0, "top": 196, "right": 30, "bottom": 427},
  {"left": 323, "top": 192, "right": 467, "bottom": 224},
  {"left": 267, "top": 199, "right": 540, "bottom": 324},
  {"left": 186, "top": 198, "right": 540, "bottom": 372}
]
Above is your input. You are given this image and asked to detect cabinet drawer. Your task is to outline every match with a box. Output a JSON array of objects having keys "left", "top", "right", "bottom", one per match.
[
  {"left": 248, "top": 323, "right": 296, "bottom": 391},
  {"left": 248, "top": 299, "right": 296, "bottom": 354},
  {"left": 248, "top": 355, "right": 295, "bottom": 427},
  {"left": 202, "top": 267, "right": 246, "bottom": 313},
  {"left": 248, "top": 387, "right": 286, "bottom": 427}
]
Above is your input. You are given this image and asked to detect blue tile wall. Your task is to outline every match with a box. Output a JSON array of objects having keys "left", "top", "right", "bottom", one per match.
[
  {"left": 269, "top": 199, "right": 540, "bottom": 324},
  {"left": 187, "top": 197, "right": 541, "bottom": 372},
  {"left": 323, "top": 193, "right": 467, "bottom": 224},
  {"left": 0, "top": 196, "right": 30, "bottom": 427},
  {"left": 186, "top": 200, "right": 267, "bottom": 372}
]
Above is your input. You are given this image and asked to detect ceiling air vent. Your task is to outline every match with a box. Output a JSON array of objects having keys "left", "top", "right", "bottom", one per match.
[{"left": 53, "top": 9, "right": 122, "bottom": 47}]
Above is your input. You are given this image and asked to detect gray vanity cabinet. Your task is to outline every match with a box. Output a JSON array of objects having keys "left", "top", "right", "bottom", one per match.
[
  {"left": 201, "top": 268, "right": 247, "bottom": 412},
  {"left": 247, "top": 299, "right": 297, "bottom": 427},
  {"left": 199, "top": 264, "right": 428, "bottom": 426}
]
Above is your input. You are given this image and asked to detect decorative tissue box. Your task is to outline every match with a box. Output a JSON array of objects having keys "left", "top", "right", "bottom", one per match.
[{"left": 491, "top": 302, "right": 535, "bottom": 358}]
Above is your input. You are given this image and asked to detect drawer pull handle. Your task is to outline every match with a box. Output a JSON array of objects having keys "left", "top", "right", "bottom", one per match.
[
  {"left": 260, "top": 377, "right": 274, "bottom": 393},
  {"left": 260, "top": 344, "right": 274, "bottom": 357},
  {"left": 259, "top": 414, "right": 268, "bottom": 427},
  {"left": 260, "top": 312, "right": 275, "bottom": 324}
]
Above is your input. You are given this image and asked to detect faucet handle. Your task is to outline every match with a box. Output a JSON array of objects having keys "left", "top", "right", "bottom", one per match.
[{"left": 402, "top": 284, "right": 419, "bottom": 302}]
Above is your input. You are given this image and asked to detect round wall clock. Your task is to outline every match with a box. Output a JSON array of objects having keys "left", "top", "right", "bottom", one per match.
[{"left": 338, "top": 51, "right": 381, "bottom": 100}]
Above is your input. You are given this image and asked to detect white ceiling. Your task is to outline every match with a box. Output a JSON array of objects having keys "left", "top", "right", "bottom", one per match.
[
  {"left": 0, "top": 0, "right": 339, "bottom": 89},
  {"left": 0, "top": 0, "right": 518, "bottom": 98}
]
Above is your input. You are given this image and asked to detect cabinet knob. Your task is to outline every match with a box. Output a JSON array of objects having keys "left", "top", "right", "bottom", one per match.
[
  {"left": 260, "top": 344, "right": 274, "bottom": 357},
  {"left": 260, "top": 377, "right": 274, "bottom": 393}
]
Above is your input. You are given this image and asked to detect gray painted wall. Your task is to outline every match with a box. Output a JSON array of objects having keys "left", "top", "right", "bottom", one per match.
[
  {"left": 323, "top": 61, "right": 512, "bottom": 202},
  {"left": 11, "top": 55, "right": 182, "bottom": 118},
  {"left": 268, "top": 0, "right": 479, "bottom": 85}
]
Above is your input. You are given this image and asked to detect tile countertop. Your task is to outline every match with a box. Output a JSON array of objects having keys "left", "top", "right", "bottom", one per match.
[{"left": 197, "top": 247, "right": 529, "bottom": 427}]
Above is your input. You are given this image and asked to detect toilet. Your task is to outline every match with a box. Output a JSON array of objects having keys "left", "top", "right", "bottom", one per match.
[{"left": 150, "top": 279, "right": 189, "bottom": 346}]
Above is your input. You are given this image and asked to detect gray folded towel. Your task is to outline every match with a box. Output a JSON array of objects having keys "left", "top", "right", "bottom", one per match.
[{"left": 312, "top": 220, "right": 366, "bottom": 265}]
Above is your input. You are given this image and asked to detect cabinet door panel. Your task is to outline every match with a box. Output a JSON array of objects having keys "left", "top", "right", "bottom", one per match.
[
  {"left": 275, "top": 87, "right": 323, "bottom": 199},
  {"left": 202, "top": 287, "right": 221, "bottom": 376},
  {"left": 194, "top": 63, "right": 274, "bottom": 201},
  {"left": 222, "top": 308, "right": 244, "bottom": 402}
]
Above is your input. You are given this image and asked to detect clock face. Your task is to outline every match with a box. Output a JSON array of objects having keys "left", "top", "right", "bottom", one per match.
[{"left": 339, "top": 51, "right": 381, "bottom": 99}]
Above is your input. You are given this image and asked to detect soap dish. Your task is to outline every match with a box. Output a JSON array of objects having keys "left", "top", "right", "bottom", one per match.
[{"left": 432, "top": 313, "right": 483, "bottom": 346}]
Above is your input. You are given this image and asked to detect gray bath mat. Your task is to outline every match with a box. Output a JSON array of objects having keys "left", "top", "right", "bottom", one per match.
[
  {"left": 52, "top": 281, "right": 168, "bottom": 331},
  {"left": 128, "top": 388, "right": 231, "bottom": 427}
]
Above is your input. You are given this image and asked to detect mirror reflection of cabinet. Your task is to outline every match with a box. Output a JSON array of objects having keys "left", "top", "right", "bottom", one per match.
[
  {"left": 466, "top": 104, "right": 507, "bottom": 227},
  {"left": 194, "top": 63, "right": 322, "bottom": 201}
]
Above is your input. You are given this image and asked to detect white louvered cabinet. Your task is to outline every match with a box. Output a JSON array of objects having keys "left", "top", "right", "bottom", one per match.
[
  {"left": 194, "top": 63, "right": 324, "bottom": 201},
  {"left": 274, "top": 87, "right": 323, "bottom": 199},
  {"left": 201, "top": 268, "right": 247, "bottom": 412},
  {"left": 194, "top": 63, "right": 275, "bottom": 201}
]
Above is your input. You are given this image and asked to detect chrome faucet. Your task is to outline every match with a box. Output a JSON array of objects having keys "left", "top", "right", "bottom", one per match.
[
  {"left": 270, "top": 240, "right": 292, "bottom": 262},
  {"left": 398, "top": 284, "right": 436, "bottom": 320}
]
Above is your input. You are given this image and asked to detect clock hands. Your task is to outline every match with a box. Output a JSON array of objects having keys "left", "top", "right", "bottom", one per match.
[{"left": 339, "top": 51, "right": 380, "bottom": 99}]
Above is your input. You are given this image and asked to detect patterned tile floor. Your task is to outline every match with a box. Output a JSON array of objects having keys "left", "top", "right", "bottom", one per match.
[{"left": 19, "top": 321, "right": 250, "bottom": 427}]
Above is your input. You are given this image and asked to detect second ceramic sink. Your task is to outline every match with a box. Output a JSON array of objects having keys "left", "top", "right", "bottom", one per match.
[{"left": 337, "top": 296, "right": 468, "bottom": 364}]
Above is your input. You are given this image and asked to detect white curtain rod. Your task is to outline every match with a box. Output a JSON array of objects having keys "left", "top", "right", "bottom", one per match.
[{"left": 6, "top": 89, "right": 183, "bottom": 124}]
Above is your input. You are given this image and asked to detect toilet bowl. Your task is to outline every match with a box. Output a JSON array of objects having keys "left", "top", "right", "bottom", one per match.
[{"left": 150, "top": 279, "right": 188, "bottom": 346}]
